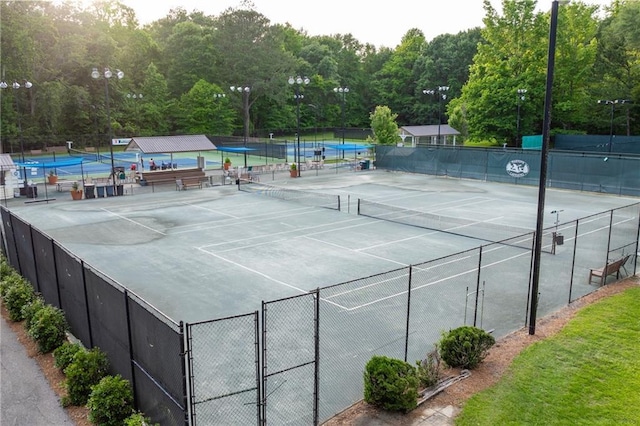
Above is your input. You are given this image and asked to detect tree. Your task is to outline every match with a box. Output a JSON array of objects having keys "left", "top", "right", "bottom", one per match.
[
  {"left": 413, "top": 28, "right": 482, "bottom": 126},
  {"left": 450, "top": 0, "right": 548, "bottom": 145},
  {"left": 369, "top": 105, "right": 401, "bottom": 145},
  {"left": 372, "top": 29, "right": 426, "bottom": 125},
  {"left": 174, "top": 79, "right": 235, "bottom": 135}
]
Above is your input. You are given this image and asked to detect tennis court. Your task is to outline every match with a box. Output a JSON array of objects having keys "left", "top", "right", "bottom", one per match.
[
  {"left": 5, "top": 169, "right": 639, "bottom": 424},
  {"left": 6, "top": 170, "right": 638, "bottom": 323}
]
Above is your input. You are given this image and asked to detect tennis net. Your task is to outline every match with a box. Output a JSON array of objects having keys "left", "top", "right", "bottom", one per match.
[
  {"left": 238, "top": 179, "right": 341, "bottom": 210},
  {"left": 357, "top": 198, "right": 554, "bottom": 252},
  {"left": 69, "top": 148, "right": 99, "bottom": 162}
]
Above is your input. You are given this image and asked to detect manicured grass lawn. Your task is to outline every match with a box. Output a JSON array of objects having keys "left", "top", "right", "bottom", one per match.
[{"left": 456, "top": 287, "right": 640, "bottom": 425}]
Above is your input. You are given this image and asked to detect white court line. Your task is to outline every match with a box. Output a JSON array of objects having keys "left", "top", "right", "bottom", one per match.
[
  {"left": 303, "top": 235, "right": 409, "bottom": 267},
  {"left": 202, "top": 216, "right": 376, "bottom": 252},
  {"left": 334, "top": 216, "right": 636, "bottom": 312},
  {"left": 197, "top": 247, "right": 309, "bottom": 294},
  {"left": 172, "top": 203, "right": 320, "bottom": 236},
  {"left": 100, "top": 208, "right": 167, "bottom": 236}
]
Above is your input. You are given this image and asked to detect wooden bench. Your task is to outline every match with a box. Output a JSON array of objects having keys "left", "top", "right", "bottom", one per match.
[
  {"left": 175, "top": 177, "right": 205, "bottom": 190},
  {"left": 588, "top": 255, "right": 630, "bottom": 286},
  {"left": 140, "top": 168, "right": 206, "bottom": 191}
]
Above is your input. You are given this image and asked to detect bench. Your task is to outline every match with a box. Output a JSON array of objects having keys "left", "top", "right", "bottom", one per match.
[
  {"left": 176, "top": 177, "right": 205, "bottom": 190},
  {"left": 588, "top": 255, "right": 630, "bottom": 286},
  {"left": 140, "top": 168, "right": 206, "bottom": 191},
  {"left": 56, "top": 180, "right": 76, "bottom": 192}
]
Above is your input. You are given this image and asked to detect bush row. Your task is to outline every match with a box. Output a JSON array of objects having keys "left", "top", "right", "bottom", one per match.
[
  {"left": 0, "top": 256, "right": 155, "bottom": 426},
  {"left": 364, "top": 325, "right": 495, "bottom": 412}
]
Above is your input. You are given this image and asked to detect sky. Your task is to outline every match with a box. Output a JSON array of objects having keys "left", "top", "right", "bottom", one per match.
[{"left": 119, "top": 0, "right": 614, "bottom": 48}]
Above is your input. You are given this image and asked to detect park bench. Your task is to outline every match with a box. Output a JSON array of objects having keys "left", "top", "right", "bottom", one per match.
[
  {"left": 140, "top": 168, "right": 206, "bottom": 191},
  {"left": 588, "top": 254, "right": 630, "bottom": 286},
  {"left": 175, "top": 177, "right": 205, "bottom": 190}
]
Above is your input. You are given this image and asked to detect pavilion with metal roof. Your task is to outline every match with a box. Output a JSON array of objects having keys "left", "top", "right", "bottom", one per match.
[
  {"left": 399, "top": 125, "right": 461, "bottom": 147},
  {"left": 125, "top": 135, "right": 217, "bottom": 169},
  {"left": 125, "top": 135, "right": 217, "bottom": 154}
]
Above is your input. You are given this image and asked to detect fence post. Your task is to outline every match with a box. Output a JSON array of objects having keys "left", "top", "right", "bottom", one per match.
[
  {"left": 313, "top": 289, "right": 320, "bottom": 426},
  {"left": 404, "top": 266, "right": 412, "bottom": 363}
]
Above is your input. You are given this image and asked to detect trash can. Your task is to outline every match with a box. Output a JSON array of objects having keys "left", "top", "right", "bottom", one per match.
[
  {"left": 116, "top": 184, "right": 124, "bottom": 196},
  {"left": 363, "top": 160, "right": 370, "bottom": 170},
  {"left": 96, "top": 186, "right": 105, "bottom": 198},
  {"left": 26, "top": 184, "right": 38, "bottom": 198},
  {"left": 105, "top": 185, "right": 114, "bottom": 197},
  {"left": 85, "top": 184, "right": 95, "bottom": 199}
]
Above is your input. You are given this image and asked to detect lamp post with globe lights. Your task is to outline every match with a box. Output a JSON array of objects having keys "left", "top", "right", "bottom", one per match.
[
  {"left": 436, "top": 86, "right": 449, "bottom": 144},
  {"left": 229, "top": 86, "right": 251, "bottom": 168},
  {"left": 0, "top": 79, "right": 33, "bottom": 188},
  {"left": 290, "top": 76, "right": 310, "bottom": 176},
  {"left": 91, "top": 67, "right": 124, "bottom": 195},
  {"left": 334, "top": 86, "right": 349, "bottom": 157},
  {"left": 516, "top": 89, "right": 527, "bottom": 147}
]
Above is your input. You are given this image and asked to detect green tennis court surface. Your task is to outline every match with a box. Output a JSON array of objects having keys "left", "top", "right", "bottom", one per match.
[{"left": 5, "top": 171, "right": 637, "bottom": 325}]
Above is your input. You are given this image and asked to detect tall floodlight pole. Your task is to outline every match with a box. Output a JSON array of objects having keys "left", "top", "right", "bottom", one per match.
[
  {"left": 437, "top": 86, "right": 449, "bottom": 144},
  {"left": 92, "top": 67, "right": 124, "bottom": 195},
  {"left": 423, "top": 89, "right": 436, "bottom": 144},
  {"left": 597, "top": 99, "right": 632, "bottom": 153},
  {"left": 334, "top": 86, "right": 349, "bottom": 158},
  {"left": 230, "top": 86, "right": 251, "bottom": 168},
  {"left": 1, "top": 79, "right": 33, "bottom": 187},
  {"left": 290, "top": 76, "right": 310, "bottom": 177},
  {"left": 530, "top": 0, "right": 567, "bottom": 336},
  {"left": 517, "top": 89, "right": 527, "bottom": 147}
]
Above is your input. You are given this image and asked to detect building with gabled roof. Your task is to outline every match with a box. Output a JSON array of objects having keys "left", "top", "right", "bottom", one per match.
[{"left": 399, "top": 125, "right": 461, "bottom": 147}]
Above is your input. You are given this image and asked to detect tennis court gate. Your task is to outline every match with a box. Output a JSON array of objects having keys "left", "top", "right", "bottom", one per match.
[{"left": 185, "top": 292, "right": 320, "bottom": 425}]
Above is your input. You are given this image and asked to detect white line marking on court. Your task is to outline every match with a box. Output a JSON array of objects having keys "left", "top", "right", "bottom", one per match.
[
  {"left": 201, "top": 216, "right": 375, "bottom": 252},
  {"left": 100, "top": 208, "right": 167, "bottom": 235},
  {"left": 303, "top": 235, "right": 408, "bottom": 266},
  {"left": 335, "top": 213, "right": 638, "bottom": 312},
  {"left": 197, "top": 247, "right": 310, "bottom": 294},
  {"left": 172, "top": 204, "right": 319, "bottom": 235}
]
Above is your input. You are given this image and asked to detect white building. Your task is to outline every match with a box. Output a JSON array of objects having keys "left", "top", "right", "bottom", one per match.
[
  {"left": 399, "top": 125, "right": 461, "bottom": 147},
  {"left": 0, "top": 154, "right": 18, "bottom": 199}
]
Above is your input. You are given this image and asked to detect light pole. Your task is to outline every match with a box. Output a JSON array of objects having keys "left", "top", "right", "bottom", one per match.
[
  {"left": 597, "top": 99, "right": 631, "bottom": 153},
  {"left": 0, "top": 79, "right": 33, "bottom": 187},
  {"left": 230, "top": 86, "right": 250, "bottom": 168},
  {"left": 516, "top": 89, "right": 527, "bottom": 147},
  {"left": 529, "top": 0, "right": 566, "bottom": 336},
  {"left": 422, "top": 89, "right": 436, "bottom": 144},
  {"left": 436, "top": 86, "right": 449, "bottom": 144},
  {"left": 290, "top": 76, "right": 310, "bottom": 176},
  {"left": 92, "top": 67, "right": 124, "bottom": 195},
  {"left": 333, "top": 86, "right": 349, "bottom": 158},
  {"left": 126, "top": 93, "right": 143, "bottom": 135}
]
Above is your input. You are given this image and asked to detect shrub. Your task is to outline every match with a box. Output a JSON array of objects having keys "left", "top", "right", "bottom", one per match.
[
  {"left": 87, "top": 375, "right": 134, "bottom": 426},
  {"left": 54, "top": 342, "right": 83, "bottom": 371},
  {"left": 27, "top": 304, "right": 69, "bottom": 353},
  {"left": 22, "top": 295, "right": 46, "bottom": 330},
  {"left": 0, "top": 257, "right": 16, "bottom": 283},
  {"left": 0, "top": 270, "right": 21, "bottom": 298},
  {"left": 438, "top": 326, "right": 495, "bottom": 369},
  {"left": 125, "top": 412, "right": 157, "bottom": 426},
  {"left": 363, "top": 355, "right": 419, "bottom": 412},
  {"left": 3, "top": 278, "right": 35, "bottom": 321},
  {"left": 63, "top": 347, "right": 109, "bottom": 406},
  {"left": 416, "top": 348, "right": 441, "bottom": 388}
]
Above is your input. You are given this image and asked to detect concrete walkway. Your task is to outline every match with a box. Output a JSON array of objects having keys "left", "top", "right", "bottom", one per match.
[{"left": 0, "top": 316, "right": 73, "bottom": 425}]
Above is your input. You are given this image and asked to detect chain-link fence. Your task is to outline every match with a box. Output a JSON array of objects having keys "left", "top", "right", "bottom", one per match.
[
  {"left": 375, "top": 145, "right": 640, "bottom": 197},
  {"left": 2, "top": 199, "right": 638, "bottom": 425},
  {"left": 186, "top": 312, "right": 260, "bottom": 426},
  {"left": 1, "top": 208, "right": 188, "bottom": 426}
]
